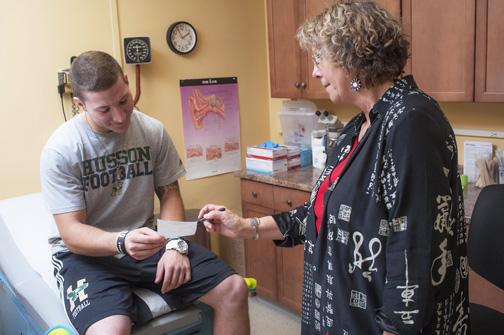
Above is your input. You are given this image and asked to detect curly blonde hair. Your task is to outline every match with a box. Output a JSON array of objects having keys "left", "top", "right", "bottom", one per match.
[{"left": 297, "top": 0, "right": 409, "bottom": 88}]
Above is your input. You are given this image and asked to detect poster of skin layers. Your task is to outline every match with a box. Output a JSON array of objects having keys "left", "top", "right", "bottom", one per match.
[{"left": 180, "top": 77, "right": 241, "bottom": 180}]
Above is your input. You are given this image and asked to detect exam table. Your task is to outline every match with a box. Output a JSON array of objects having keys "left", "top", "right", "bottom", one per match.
[{"left": 0, "top": 193, "right": 211, "bottom": 335}]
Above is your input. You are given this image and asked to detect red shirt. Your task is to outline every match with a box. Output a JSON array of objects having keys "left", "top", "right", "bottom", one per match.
[{"left": 313, "top": 137, "right": 359, "bottom": 234}]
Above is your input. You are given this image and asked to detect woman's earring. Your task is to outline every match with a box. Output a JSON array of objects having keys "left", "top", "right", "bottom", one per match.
[{"left": 349, "top": 78, "right": 362, "bottom": 92}]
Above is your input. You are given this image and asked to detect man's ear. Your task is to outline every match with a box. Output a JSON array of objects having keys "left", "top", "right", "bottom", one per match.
[
  {"left": 73, "top": 96, "right": 86, "bottom": 111},
  {"left": 123, "top": 74, "right": 129, "bottom": 85}
]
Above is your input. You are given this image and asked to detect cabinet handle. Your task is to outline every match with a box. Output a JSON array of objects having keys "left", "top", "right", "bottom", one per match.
[
  {"left": 300, "top": 82, "right": 306, "bottom": 89},
  {"left": 294, "top": 82, "right": 301, "bottom": 88},
  {"left": 286, "top": 200, "right": 293, "bottom": 207},
  {"left": 251, "top": 191, "right": 258, "bottom": 198}
]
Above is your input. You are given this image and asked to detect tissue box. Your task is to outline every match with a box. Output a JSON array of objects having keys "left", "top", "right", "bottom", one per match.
[
  {"left": 282, "top": 145, "right": 301, "bottom": 170},
  {"left": 246, "top": 145, "right": 288, "bottom": 174},
  {"left": 246, "top": 157, "right": 287, "bottom": 175},
  {"left": 246, "top": 146, "right": 287, "bottom": 160}
]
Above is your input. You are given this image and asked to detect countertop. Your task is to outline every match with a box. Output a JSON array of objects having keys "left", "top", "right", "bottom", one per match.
[{"left": 239, "top": 167, "right": 482, "bottom": 219}]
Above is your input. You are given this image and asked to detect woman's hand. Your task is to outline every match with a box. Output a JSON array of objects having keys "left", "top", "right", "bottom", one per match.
[
  {"left": 198, "top": 204, "right": 251, "bottom": 239},
  {"left": 124, "top": 227, "right": 166, "bottom": 260},
  {"left": 155, "top": 250, "right": 191, "bottom": 293}
]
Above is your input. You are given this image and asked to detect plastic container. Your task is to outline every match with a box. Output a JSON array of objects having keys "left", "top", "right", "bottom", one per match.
[{"left": 279, "top": 100, "right": 322, "bottom": 147}]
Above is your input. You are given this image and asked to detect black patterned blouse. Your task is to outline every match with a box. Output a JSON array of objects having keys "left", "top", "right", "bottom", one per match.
[{"left": 273, "top": 76, "right": 470, "bottom": 335}]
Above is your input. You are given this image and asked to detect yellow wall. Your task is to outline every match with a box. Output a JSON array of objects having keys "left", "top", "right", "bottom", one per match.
[
  {"left": 0, "top": 0, "right": 117, "bottom": 199},
  {"left": 0, "top": 0, "right": 270, "bottom": 270}
]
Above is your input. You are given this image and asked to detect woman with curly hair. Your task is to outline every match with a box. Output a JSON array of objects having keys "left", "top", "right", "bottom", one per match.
[{"left": 200, "top": 1, "right": 470, "bottom": 334}]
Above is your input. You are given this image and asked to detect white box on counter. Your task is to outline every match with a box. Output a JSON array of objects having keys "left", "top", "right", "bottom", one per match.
[
  {"left": 246, "top": 157, "right": 287, "bottom": 175},
  {"left": 246, "top": 146, "right": 288, "bottom": 160},
  {"left": 281, "top": 145, "right": 301, "bottom": 170},
  {"left": 287, "top": 157, "right": 301, "bottom": 170}
]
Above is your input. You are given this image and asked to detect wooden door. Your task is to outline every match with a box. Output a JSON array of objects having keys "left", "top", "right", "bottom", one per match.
[
  {"left": 475, "top": 0, "right": 504, "bottom": 101},
  {"left": 267, "top": 0, "right": 303, "bottom": 98},
  {"left": 402, "top": 0, "right": 476, "bottom": 101},
  {"left": 243, "top": 204, "right": 277, "bottom": 301},
  {"left": 301, "top": 0, "right": 337, "bottom": 99},
  {"left": 273, "top": 186, "right": 310, "bottom": 313},
  {"left": 277, "top": 244, "right": 305, "bottom": 313}
]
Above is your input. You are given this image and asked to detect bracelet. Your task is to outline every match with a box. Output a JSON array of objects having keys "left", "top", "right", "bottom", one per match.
[
  {"left": 116, "top": 230, "right": 129, "bottom": 255},
  {"left": 249, "top": 217, "right": 260, "bottom": 240}
]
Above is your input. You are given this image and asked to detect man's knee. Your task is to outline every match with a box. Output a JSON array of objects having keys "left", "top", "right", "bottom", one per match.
[
  {"left": 219, "top": 274, "right": 248, "bottom": 305},
  {"left": 204, "top": 274, "right": 248, "bottom": 308}
]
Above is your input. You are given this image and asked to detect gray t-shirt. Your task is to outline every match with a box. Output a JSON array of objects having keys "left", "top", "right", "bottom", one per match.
[{"left": 40, "top": 110, "right": 185, "bottom": 253}]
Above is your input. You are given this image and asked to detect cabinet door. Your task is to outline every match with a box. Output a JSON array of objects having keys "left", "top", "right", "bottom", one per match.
[
  {"left": 277, "top": 244, "right": 305, "bottom": 313},
  {"left": 301, "top": 0, "right": 337, "bottom": 99},
  {"left": 267, "top": 0, "right": 303, "bottom": 98},
  {"left": 243, "top": 204, "right": 277, "bottom": 301},
  {"left": 475, "top": 0, "right": 504, "bottom": 101},
  {"left": 402, "top": 0, "right": 475, "bottom": 101},
  {"left": 274, "top": 186, "right": 310, "bottom": 313}
]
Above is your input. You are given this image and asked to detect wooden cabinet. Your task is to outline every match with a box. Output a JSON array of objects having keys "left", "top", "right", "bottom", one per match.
[
  {"left": 267, "top": 0, "right": 401, "bottom": 99},
  {"left": 267, "top": 0, "right": 327, "bottom": 98},
  {"left": 403, "top": 0, "right": 504, "bottom": 102},
  {"left": 402, "top": 0, "right": 476, "bottom": 101},
  {"left": 241, "top": 179, "right": 310, "bottom": 312},
  {"left": 475, "top": 0, "right": 504, "bottom": 101},
  {"left": 268, "top": 0, "right": 504, "bottom": 102}
]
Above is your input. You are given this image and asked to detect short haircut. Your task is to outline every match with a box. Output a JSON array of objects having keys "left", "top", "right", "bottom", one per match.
[
  {"left": 297, "top": 0, "right": 409, "bottom": 88},
  {"left": 70, "top": 51, "right": 124, "bottom": 100}
]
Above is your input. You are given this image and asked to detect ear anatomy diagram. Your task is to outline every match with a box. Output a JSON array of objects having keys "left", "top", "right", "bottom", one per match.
[{"left": 188, "top": 89, "right": 225, "bottom": 129}]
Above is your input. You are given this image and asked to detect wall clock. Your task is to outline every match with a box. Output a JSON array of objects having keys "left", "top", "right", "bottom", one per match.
[{"left": 166, "top": 21, "right": 197, "bottom": 55}]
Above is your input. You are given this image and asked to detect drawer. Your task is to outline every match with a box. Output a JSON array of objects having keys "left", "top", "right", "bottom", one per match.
[
  {"left": 241, "top": 180, "right": 274, "bottom": 208},
  {"left": 273, "top": 186, "right": 310, "bottom": 212}
]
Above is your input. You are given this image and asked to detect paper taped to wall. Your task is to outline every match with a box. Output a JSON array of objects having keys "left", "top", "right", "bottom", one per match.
[{"left": 463, "top": 141, "right": 493, "bottom": 182}]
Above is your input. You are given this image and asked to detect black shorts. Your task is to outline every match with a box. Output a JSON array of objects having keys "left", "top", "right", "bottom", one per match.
[{"left": 51, "top": 242, "right": 235, "bottom": 334}]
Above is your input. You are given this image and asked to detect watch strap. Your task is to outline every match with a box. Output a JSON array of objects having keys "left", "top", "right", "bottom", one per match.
[{"left": 116, "top": 230, "right": 129, "bottom": 255}]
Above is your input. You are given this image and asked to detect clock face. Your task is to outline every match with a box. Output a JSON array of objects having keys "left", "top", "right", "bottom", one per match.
[
  {"left": 167, "top": 21, "right": 197, "bottom": 54},
  {"left": 124, "top": 37, "right": 151, "bottom": 64}
]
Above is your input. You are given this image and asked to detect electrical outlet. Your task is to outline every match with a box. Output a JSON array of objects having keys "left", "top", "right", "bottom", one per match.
[{"left": 57, "top": 69, "right": 69, "bottom": 85}]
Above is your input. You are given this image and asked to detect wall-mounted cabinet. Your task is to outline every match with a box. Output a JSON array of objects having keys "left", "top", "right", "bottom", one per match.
[
  {"left": 267, "top": 0, "right": 400, "bottom": 99},
  {"left": 402, "top": 0, "right": 504, "bottom": 102},
  {"left": 475, "top": 0, "right": 504, "bottom": 102},
  {"left": 402, "top": 0, "right": 476, "bottom": 101},
  {"left": 268, "top": 0, "right": 504, "bottom": 102}
]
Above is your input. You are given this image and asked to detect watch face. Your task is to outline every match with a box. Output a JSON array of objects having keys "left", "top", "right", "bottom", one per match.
[
  {"left": 177, "top": 240, "right": 189, "bottom": 253},
  {"left": 167, "top": 21, "right": 197, "bottom": 54}
]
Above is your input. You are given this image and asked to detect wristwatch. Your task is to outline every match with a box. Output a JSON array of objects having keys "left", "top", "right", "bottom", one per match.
[{"left": 166, "top": 238, "right": 189, "bottom": 255}]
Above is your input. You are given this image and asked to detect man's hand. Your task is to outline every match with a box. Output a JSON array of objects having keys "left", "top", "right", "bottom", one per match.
[
  {"left": 155, "top": 250, "right": 191, "bottom": 293},
  {"left": 124, "top": 227, "right": 166, "bottom": 260}
]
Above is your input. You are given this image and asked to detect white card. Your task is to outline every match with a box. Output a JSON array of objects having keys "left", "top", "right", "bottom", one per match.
[{"left": 157, "top": 219, "right": 197, "bottom": 238}]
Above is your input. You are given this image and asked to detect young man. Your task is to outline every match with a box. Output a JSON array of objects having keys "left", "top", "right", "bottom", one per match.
[{"left": 40, "top": 51, "right": 249, "bottom": 335}]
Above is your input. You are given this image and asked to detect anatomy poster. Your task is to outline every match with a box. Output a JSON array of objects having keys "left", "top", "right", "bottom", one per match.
[{"left": 180, "top": 77, "right": 241, "bottom": 180}]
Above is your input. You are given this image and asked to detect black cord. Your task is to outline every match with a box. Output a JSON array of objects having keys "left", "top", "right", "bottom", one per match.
[{"left": 58, "top": 84, "right": 67, "bottom": 122}]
